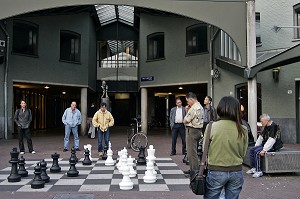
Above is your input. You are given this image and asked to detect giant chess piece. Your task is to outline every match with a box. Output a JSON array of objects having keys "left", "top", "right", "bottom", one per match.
[
  {"left": 31, "top": 163, "right": 45, "bottom": 189},
  {"left": 50, "top": 152, "right": 61, "bottom": 173},
  {"left": 143, "top": 160, "right": 156, "bottom": 183},
  {"left": 70, "top": 147, "right": 78, "bottom": 163},
  {"left": 84, "top": 144, "right": 92, "bottom": 160},
  {"left": 127, "top": 156, "right": 137, "bottom": 178},
  {"left": 7, "top": 147, "right": 21, "bottom": 182},
  {"left": 119, "top": 163, "right": 133, "bottom": 190},
  {"left": 116, "top": 150, "right": 123, "bottom": 169},
  {"left": 18, "top": 155, "right": 28, "bottom": 177},
  {"left": 102, "top": 146, "right": 108, "bottom": 160},
  {"left": 105, "top": 141, "right": 114, "bottom": 166},
  {"left": 67, "top": 154, "right": 79, "bottom": 177},
  {"left": 137, "top": 146, "right": 146, "bottom": 165},
  {"left": 82, "top": 148, "right": 92, "bottom": 165},
  {"left": 40, "top": 159, "right": 50, "bottom": 183},
  {"left": 119, "top": 152, "right": 128, "bottom": 173}
]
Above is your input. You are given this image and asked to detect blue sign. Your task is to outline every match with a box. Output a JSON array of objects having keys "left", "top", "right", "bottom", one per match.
[{"left": 141, "top": 76, "right": 154, "bottom": 81}]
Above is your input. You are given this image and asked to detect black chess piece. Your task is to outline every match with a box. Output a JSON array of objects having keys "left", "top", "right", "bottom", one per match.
[
  {"left": 50, "top": 152, "right": 61, "bottom": 173},
  {"left": 40, "top": 159, "right": 50, "bottom": 183},
  {"left": 7, "top": 147, "right": 21, "bottom": 182},
  {"left": 185, "top": 155, "right": 189, "bottom": 165},
  {"left": 82, "top": 148, "right": 92, "bottom": 165},
  {"left": 70, "top": 147, "right": 78, "bottom": 163},
  {"left": 31, "top": 163, "right": 45, "bottom": 189},
  {"left": 182, "top": 152, "right": 188, "bottom": 164},
  {"left": 137, "top": 146, "right": 146, "bottom": 165},
  {"left": 102, "top": 146, "right": 108, "bottom": 160},
  {"left": 67, "top": 154, "right": 79, "bottom": 177},
  {"left": 18, "top": 155, "right": 28, "bottom": 177}
]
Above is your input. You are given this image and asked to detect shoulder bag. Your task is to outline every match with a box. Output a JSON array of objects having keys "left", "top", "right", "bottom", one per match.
[{"left": 189, "top": 121, "right": 213, "bottom": 195}]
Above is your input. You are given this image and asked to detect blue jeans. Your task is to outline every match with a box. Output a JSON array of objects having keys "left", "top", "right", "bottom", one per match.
[
  {"left": 64, "top": 125, "right": 80, "bottom": 149},
  {"left": 249, "top": 146, "right": 263, "bottom": 171},
  {"left": 98, "top": 128, "right": 110, "bottom": 152},
  {"left": 204, "top": 170, "right": 244, "bottom": 199}
]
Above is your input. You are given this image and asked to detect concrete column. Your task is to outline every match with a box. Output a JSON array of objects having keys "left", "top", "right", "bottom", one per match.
[
  {"left": 165, "top": 96, "right": 169, "bottom": 127},
  {"left": 141, "top": 87, "right": 148, "bottom": 134},
  {"left": 247, "top": 0, "right": 257, "bottom": 140},
  {"left": 80, "top": 88, "right": 87, "bottom": 136}
]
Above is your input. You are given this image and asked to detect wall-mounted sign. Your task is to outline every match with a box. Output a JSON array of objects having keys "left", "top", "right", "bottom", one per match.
[{"left": 141, "top": 76, "right": 154, "bottom": 81}]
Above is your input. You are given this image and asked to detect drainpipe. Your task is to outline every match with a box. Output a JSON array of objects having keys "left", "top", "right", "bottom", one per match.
[
  {"left": 0, "top": 22, "right": 9, "bottom": 140},
  {"left": 209, "top": 26, "right": 220, "bottom": 103}
]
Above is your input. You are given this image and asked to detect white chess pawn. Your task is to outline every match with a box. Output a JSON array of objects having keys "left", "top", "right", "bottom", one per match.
[
  {"left": 119, "top": 153, "right": 128, "bottom": 173},
  {"left": 116, "top": 150, "right": 123, "bottom": 170},
  {"left": 127, "top": 156, "right": 136, "bottom": 177},
  {"left": 119, "top": 164, "right": 133, "bottom": 190},
  {"left": 105, "top": 142, "right": 114, "bottom": 166},
  {"left": 143, "top": 160, "right": 156, "bottom": 183}
]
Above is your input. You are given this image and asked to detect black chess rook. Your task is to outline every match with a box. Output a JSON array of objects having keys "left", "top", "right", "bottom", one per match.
[
  {"left": 50, "top": 152, "right": 61, "bottom": 173},
  {"left": 40, "top": 159, "right": 50, "bottom": 183},
  {"left": 18, "top": 155, "right": 28, "bottom": 177},
  {"left": 7, "top": 147, "right": 21, "bottom": 182},
  {"left": 82, "top": 148, "right": 92, "bottom": 165}
]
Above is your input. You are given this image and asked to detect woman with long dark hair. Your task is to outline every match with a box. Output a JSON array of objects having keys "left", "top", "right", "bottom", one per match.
[{"left": 203, "top": 96, "right": 248, "bottom": 199}]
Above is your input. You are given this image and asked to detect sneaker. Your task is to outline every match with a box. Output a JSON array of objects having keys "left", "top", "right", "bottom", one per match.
[
  {"left": 246, "top": 168, "right": 256, "bottom": 174},
  {"left": 252, "top": 171, "right": 263, "bottom": 178},
  {"left": 20, "top": 152, "right": 25, "bottom": 155},
  {"left": 63, "top": 149, "right": 68, "bottom": 152},
  {"left": 98, "top": 152, "right": 103, "bottom": 157},
  {"left": 31, "top": 151, "right": 36, "bottom": 154}
]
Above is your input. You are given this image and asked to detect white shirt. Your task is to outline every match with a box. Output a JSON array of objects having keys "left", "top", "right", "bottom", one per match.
[{"left": 175, "top": 106, "right": 183, "bottom": 123}]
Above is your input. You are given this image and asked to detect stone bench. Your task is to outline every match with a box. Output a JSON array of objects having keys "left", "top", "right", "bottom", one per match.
[{"left": 243, "top": 147, "right": 300, "bottom": 173}]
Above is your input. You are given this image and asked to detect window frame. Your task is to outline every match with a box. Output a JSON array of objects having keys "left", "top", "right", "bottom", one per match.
[
  {"left": 186, "top": 23, "right": 208, "bottom": 56},
  {"left": 255, "top": 12, "right": 262, "bottom": 46},
  {"left": 294, "top": 4, "right": 300, "bottom": 39},
  {"left": 147, "top": 32, "right": 165, "bottom": 61},
  {"left": 12, "top": 20, "right": 39, "bottom": 57},
  {"left": 59, "top": 30, "right": 81, "bottom": 63}
]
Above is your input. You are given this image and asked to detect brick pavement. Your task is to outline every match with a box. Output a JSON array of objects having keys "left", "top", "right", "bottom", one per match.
[{"left": 0, "top": 126, "right": 299, "bottom": 199}]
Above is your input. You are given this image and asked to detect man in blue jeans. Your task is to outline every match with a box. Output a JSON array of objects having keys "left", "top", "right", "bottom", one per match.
[
  {"left": 62, "top": 101, "right": 82, "bottom": 152},
  {"left": 246, "top": 113, "right": 282, "bottom": 178},
  {"left": 92, "top": 102, "right": 114, "bottom": 157}
]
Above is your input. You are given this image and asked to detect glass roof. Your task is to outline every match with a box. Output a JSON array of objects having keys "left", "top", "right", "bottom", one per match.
[
  {"left": 107, "top": 40, "right": 135, "bottom": 55},
  {"left": 94, "top": 5, "right": 134, "bottom": 26}
]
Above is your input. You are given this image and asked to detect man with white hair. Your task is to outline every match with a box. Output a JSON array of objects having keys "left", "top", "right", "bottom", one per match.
[{"left": 246, "top": 114, "right": 282, "bottom": 178}]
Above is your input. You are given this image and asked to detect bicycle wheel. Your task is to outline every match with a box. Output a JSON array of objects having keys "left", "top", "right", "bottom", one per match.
[{"left": 130, "top": 133, "right": 148, "bottom": 152}]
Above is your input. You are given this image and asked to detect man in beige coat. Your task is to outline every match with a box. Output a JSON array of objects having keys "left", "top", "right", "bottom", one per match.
[{"left": 92, "top": 102, "right": 114, "bottom": 157}]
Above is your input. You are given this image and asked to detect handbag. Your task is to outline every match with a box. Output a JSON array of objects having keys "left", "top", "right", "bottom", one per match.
[{"left": 189, "top": 122, "right": 213, "bottom": 195}]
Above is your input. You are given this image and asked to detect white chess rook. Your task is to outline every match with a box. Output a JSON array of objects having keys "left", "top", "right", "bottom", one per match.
[
  {"left": 143, "top": 160, "right": 156, "bottom": 183},
  {"left": 105, "top": 142, "right": 114, "bottom": 166},
  {"left": 119, "top": 164, "right": 134, "bottom": 190},
  {"left": 127, "top": 156, "right": 137, "bottom": 178}
]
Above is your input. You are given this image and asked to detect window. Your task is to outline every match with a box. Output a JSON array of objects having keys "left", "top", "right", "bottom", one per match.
[
  {"left": 12, "top": 20, "right": 38, "bottom": 56},
  {"left": 186, "top": 24, "right": 208, "bottom": 55},
  {"left": 294, "top": 4, "right": 300, "bottom": 39},
  {"left": 147, "top": 33, "right": 164, "bottom": 60},
  {"left": 60, "top": 31, "right": 81, "bottom": 62},
  {"left": 256, "top": 13, "right": 261, "bottom": 45}
]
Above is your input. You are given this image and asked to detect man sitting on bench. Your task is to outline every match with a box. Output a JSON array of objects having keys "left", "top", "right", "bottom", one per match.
[{"left": 246, "top": 113, "right": 283, "bottom": 178}]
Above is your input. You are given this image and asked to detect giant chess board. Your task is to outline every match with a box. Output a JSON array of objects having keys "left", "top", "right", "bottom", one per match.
[{"left": 0, "top": 157, "right": 190, "bottom": 192}]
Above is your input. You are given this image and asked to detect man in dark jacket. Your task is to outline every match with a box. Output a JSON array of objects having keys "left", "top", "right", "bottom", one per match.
[
  {"left": 169, "top": 98, "right": 186, "bottom": 156},
  {"left": 14, "top": 100, "right": 35, "bottom": 154},
  {"left": 202, "top": 96, "right": 217, "bottom": 134}
]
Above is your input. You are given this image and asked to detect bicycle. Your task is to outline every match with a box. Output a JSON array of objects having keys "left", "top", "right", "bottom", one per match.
[{"left": 127, "top": 118, "right": 148, "bottom": 152}]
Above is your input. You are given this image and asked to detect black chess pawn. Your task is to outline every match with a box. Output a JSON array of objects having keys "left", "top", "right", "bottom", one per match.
[
  {"left": 102, "top": 146, "right": 108, "bottom": 160},
  {"left": 67, "top": 154, "right": 79, "bottom": 177},
  {"left": 7, "top": 147, "right": 21, "bottom": 182},
  {"left": 50, "top": 152, "right": 61, "bottom": 173},
  {"left": 70, "top": 147, "right": 78, "bottom": 163},
  {"left": 18, "top": 155, "right": 28, "bottom": 177},
  {"left": 137, "top": 146, "right": 146, "bottom": 165},
  {"left": 82, "top": 148, "right": 92, "bottom": 165},
  {"left": 31, "top": 163, "right": 45, "bottom": 189},
  {"left": 40, "top": 160, "right": 50, "bottom": 183}
]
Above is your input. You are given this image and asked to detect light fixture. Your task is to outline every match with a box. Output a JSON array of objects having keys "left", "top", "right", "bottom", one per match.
[
  {"left": 168, "top": 92, "right": 172, "bottom": 95},
  {"left": 178, "top": 86, "right": 183, "bottom": 90},
  {"left": 62, "top": 91, "right": 66, "bottom": 95},
  {"left": 44, "top": 86, "right": 50, "bottom": 89},
  {"left": 272, "top": 67, "right": 280, "bottom": 82}
]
